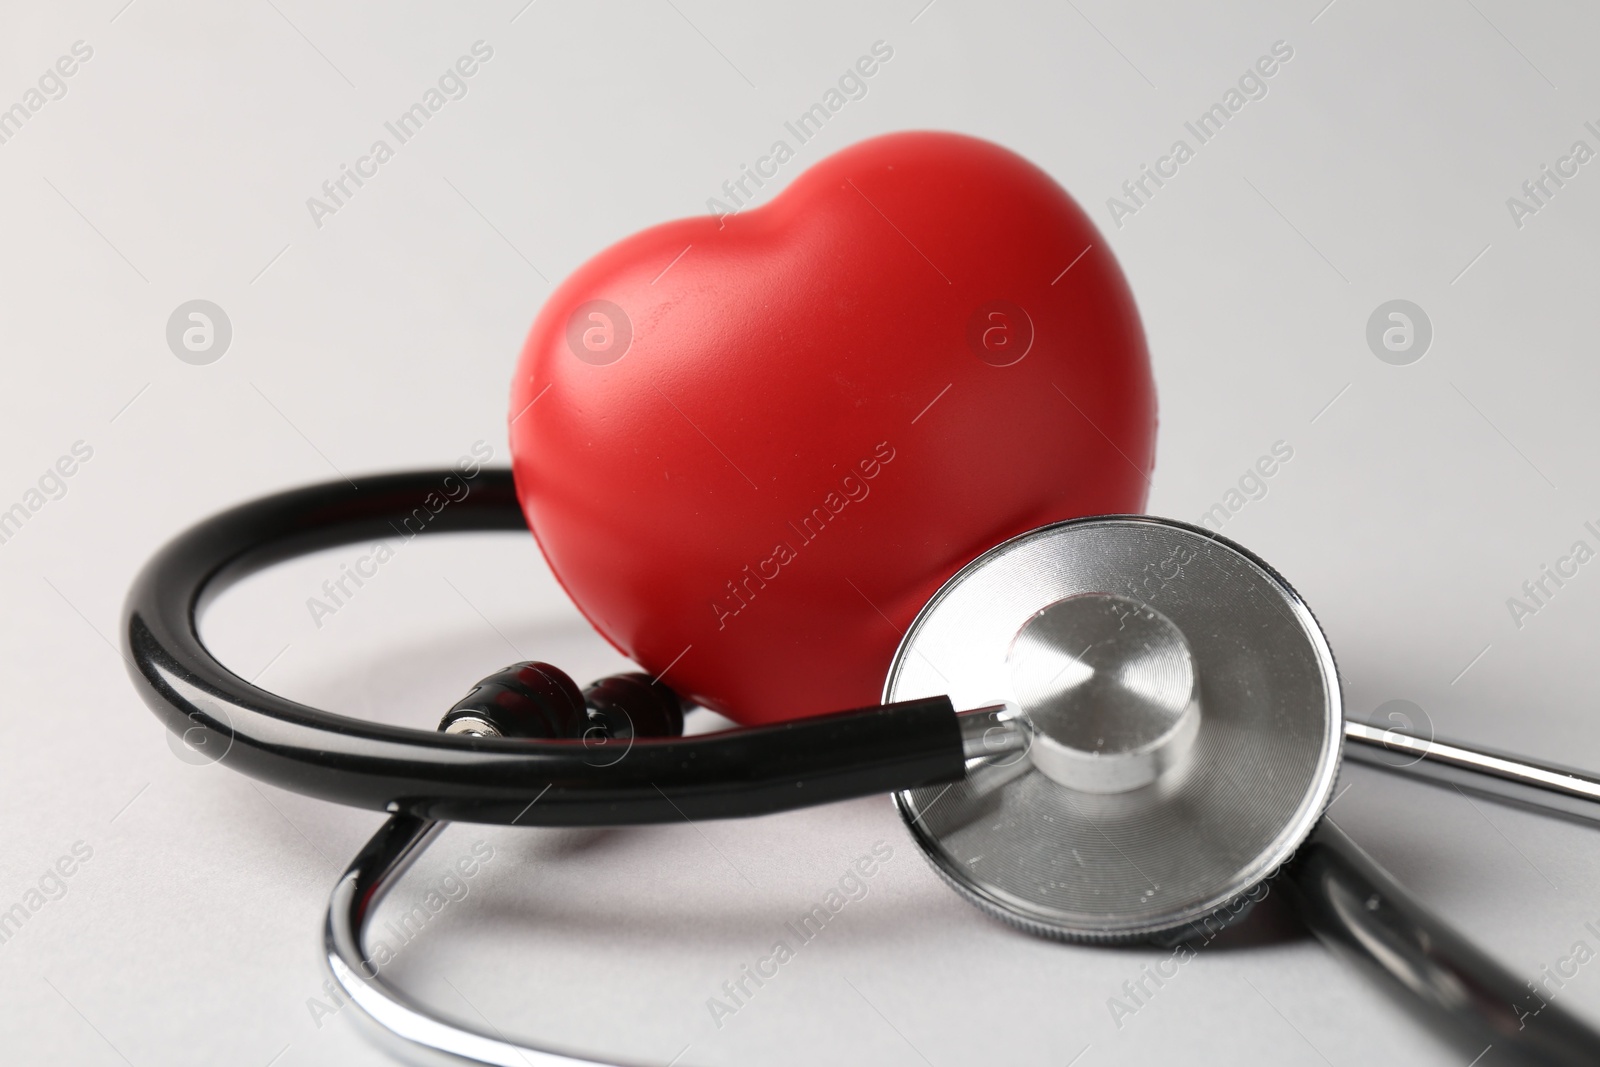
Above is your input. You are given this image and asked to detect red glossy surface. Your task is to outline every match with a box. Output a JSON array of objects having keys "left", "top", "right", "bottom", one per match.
[{"left": 510, "top": 131, "right": 1156, "bottom": 724}]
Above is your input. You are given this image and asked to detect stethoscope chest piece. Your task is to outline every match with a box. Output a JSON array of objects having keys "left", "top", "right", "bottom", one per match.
[{"left": 886, "top": 516, "right": 1342, "bottom": 943}]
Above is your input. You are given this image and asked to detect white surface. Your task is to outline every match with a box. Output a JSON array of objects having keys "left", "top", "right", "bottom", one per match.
[{"left": 2, "top": 1, "right": 1598, "bottom": 1064}]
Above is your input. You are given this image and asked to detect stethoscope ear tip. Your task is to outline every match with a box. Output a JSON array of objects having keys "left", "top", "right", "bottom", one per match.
[{"left": 439, "top": 662, "right": 687, "bottom": 742}]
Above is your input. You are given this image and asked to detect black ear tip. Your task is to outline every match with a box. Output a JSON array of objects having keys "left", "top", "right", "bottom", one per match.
[
  {"left": 440, "top": 662, "right": 690, "bottom": 741},
  {"left": 582, "top": 672, "right": 686, "bottom": 739},
  {"left": 439, "top": 661, "right": 588, "bottom": 739}
]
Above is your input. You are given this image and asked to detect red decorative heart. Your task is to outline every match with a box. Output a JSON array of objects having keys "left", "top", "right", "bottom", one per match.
[{"left": 510, "top": 131, "right": 1155, "bottom": 725}]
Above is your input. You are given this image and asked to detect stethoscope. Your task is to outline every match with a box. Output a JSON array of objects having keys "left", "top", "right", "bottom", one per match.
[{"left": 124, "top": 466, "right": 1600, "bottom": 1066}]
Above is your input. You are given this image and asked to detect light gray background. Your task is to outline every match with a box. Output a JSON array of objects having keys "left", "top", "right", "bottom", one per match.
[{"left": 2, "top": 1, "right": 1597, "bottom": 1064}]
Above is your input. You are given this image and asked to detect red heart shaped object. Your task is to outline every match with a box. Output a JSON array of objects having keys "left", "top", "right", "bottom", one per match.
[{"left": 510, "top": 131, "right": 1155, "bottom": 725}]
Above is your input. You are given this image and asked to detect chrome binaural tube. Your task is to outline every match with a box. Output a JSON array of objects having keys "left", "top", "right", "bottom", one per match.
[{"left": 1343, "top": 720, "right": 1600, "bottom": 826}]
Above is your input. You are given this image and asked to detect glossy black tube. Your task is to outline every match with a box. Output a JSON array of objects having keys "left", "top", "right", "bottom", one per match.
[
  {"left": 1283, "top": 820, "right": 1600, "bottom": 1066},
  {"left": 122, "top": 468, "right": 966, "bottom": 824}
]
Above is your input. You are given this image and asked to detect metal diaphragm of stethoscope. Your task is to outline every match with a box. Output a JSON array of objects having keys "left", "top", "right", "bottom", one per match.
[{"left": 124, "top": 468, "right": 1600, "bottom": 1066}]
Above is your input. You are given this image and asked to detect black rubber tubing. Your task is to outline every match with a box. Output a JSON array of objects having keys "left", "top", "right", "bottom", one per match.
[{"left": 122, "top": 467, "right": 966, "bottom": 825}]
